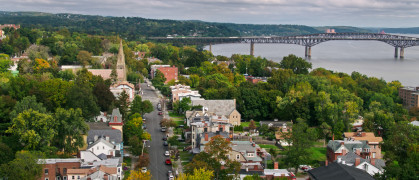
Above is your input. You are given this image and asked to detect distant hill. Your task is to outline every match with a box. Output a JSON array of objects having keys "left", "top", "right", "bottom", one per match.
[
  {"left": 379, "top": 27, "right": 419, "bottom": 34},
  {"left": 0, "top": 11, "right": 371, "bottom": 40}
]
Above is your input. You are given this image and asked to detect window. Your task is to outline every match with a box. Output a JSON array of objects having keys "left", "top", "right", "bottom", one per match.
[
  {"left": 103, "top": 146, "right": 105, "bottom": 149},
  {"left": 77, "top": 176, "right": 80, "bottom": 179},
  {"left": 236, "top": 154, "right": 240, "bottom": 160},
  {"left": 63, "top": 177, "right": 67, "bottom": 180},
  {"left": 364, "top": 164, "right": 368, "bottom": 171},
  {"left": 45, "top": 169, "right": 49, "bottom": 175},
  {"left": 247, "top": 153, "right": 254, "bottom": 157},
  {"left": 63, "top": 168, "right": 67, "bottom": 174},
  {"left": 72, "top": 176, "right": 75, "bottom": 179},
  {"left": 372, "top": 152, "right": 376, "bottom": 158},
  {"left": 45, "top": 178, "right": 49, "bottom": 180}
]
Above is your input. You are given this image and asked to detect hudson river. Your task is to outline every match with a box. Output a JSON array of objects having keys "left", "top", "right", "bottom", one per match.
[{"left": 205, "top": 36, "right": 419, "bottom": 86}]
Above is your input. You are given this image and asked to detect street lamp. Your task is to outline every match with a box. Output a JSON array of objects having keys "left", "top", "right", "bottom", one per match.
[{"left": 141, "top": 140, "right": 148, "bottom": 156}]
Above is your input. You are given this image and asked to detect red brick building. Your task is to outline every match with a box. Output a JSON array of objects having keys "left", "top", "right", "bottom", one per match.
[
  {"left": 38, "top": 158, "right": 81, "bottom": 180},
  {"left": 399, "top": 86, "right": 419, "bottom": 108},
  {"left": 327, "top": 140, "right": 372, "bottom": 164},
  {"left": 157, "top": 65, "right": 178, "bottom": 84}
]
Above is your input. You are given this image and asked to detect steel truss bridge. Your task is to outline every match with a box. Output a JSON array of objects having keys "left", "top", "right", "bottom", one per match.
[{"left": 149, "top": 33, "right": 419, "bottom": 58}]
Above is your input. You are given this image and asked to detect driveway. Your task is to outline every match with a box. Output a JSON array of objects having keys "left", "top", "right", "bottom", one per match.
[{"left": 141, "top": 82, "right": 172, "bottom": 180}]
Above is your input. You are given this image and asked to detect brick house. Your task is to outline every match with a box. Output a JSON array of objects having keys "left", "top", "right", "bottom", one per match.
[
  {"left": 327, "top": 140, "right": 372, "bottom": 164},
  {"left": 157, "top": 65, "right": 178, "bottom": 84},
  {"left": 398, "top": 86, "right": 419, "bottom": 108},
  {"left": 190, "top": 99, "right": 241, "bottom": 126},
  {"left": 343, "top": 132, "right": 383, "bottom": 159},
  {"left": 38, "top": 158, "right": 81, "bottom": 180}
]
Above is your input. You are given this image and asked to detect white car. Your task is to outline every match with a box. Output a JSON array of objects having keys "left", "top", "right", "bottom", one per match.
[
  {"left": 141, "top": 167, "right": 147, "bottom": 173},
  {"left": 164, "top": 151, "right": 170, "bottom": 156},
  {"left": 168, "top": 171, "right": 174, "bottom": 180}
]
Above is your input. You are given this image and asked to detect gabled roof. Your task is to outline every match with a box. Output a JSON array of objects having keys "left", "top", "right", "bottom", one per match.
[
  {"left": 328, "top": 140, "right": 370, "bottom": 152},
  {"left": 87, "top": 129, "right": 122, "bottom": 145},
  {"left": 336, "top": 152, "right": 368, "bottom": 165},
  {"left": 87, "top": 138, "right": 115, "bottom": 150},
  {"left": 308, "top": 162, "right": 374, "bottom": 180},
  {"left": 99, "top": 165, "right": 117, "bottom": 175},
  {"left": 110, "top": 108, "right": 122, "bottom": 123},
  {"left": 191, "top": 99, "right": 237, "bottom": 116}
]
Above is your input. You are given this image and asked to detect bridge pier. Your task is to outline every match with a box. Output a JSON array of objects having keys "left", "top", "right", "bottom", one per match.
[
  {"left": 250, "top": 42, "right": 255, "bottom": 56},
  {"left": 400, "top": 47, "right": 404, "bottom": 58},
  {"left": 305, "top": 46, "right": 312, "bottom": 57},
  {"left": 209, "top": 43, "right": 212, "bottom": 53},
  {"left": 394, "top": 47, "right": 399, "bottom": 58}
]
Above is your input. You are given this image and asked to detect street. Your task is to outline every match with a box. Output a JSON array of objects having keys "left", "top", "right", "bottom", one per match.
[{"left": 141, "top": 81, "right": 172, "bottom": 180}]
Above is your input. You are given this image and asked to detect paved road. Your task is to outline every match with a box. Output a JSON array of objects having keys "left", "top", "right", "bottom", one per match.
[{"left": 141, "top": 82, "right": 172, "bottom": 180}]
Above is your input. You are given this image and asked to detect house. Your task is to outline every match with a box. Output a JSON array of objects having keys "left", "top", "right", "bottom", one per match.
[
  {"left": 150, "top": 64, "right": 170, "bottom": 79},
  {"left": 351, "top": 116, "right": 364, "bottom": 131},
  {"left": 108, "top": 108, "right": 124, "bottom": 135},
  {"left": 86, "top": 129, "right": 123, "bottom": 157},
  {"left": 38, "top": 158, "right": 81, "bottom": 180},
  {"left": 66, "top": 169, "right": 91, "bottom": 180},
  {"left": 228, "top": 141, "right": 264, "bottom": 172},
  {"left": 170, "top": 84, "right": 202, "bottom": 102},
  {"left": 110, "top": 81, "right": 136, "bottom": 101},
  {"left": 190, "top": 113, "right": 232, "bottom": 151},
  {"left": 95, "top": 112, "right": 109, "bottom": 122},
  {"left": 191, "top": 99, "right": 241, "bottom": 125},
  {"left": 335, "top": 152, "right": 385, "bottom": 176},
  {"left": 156, "top": 65, "right": 178, "bottom": 83},
  {"left": 245, "top": 76, "right": 268, "bottom": 84},
  {"left": 308, "top": 162, "right": 374, "bottom": 180},
  {"left": 343, "top": 132, "right": 383, "bottom": 159},
  {"left": 398, "top": 86, "right": 419, "bottom": 108},
  {"left": 263, "top": 163, "right": 296, "bottom": 180},
  {"left": 326, "top": 140, "right": 372, "bottom": 164},
  {"left": 411, "top": 120, "right": 419, "bottom": 126},
  {"left": 79, "top": 152, "right": 123, "bottom": 179}
]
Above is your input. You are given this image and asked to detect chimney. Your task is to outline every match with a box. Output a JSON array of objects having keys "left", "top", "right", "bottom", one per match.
[
  {"left": 342, "top": 160, "right": 346, "bottom": 165},
  {"left": 371, "top": 158, "right": 376, "bottom": 166},
  {"left": 355, "top": 158, "right": 361, "bottom": 166},
  {"left": 202, "top": 106, "right": 205, "bottom": 114},
  {"left": 361, "top": 132, "right": 366, "bottom": 137},
  {"left": 205, "top": 133, "right": 208, "bottom": 141},
  {"left": 325, "top": 160, "right": 328, "bottom": 166},
  {"left": 274, "top": 162, "right": 279, "bottom": 170},
  {"left": 106, "top": 136, "right": 110, "bottom": 141},
  {"left": 340, "top": 142, "right": 344, "bottom": 145},
  {"left": 249, "top": 137, "right": 252, "bottom": 143},
  {"left": 356, "top": 148, "right": 360, "bottom": 155},
  {"left": 94, "top": 135, "right": 98, "bottom": 141}
]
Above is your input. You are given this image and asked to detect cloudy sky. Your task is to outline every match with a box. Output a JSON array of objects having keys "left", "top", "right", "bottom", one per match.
[{"left": 0, "top": 0, "right": 418, "bottom": 27}]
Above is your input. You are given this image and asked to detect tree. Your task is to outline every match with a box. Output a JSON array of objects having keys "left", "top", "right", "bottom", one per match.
[
  {"left": 0, "top": 53, "right": 12, "bottom": 73},
  {"left": 67, "top": 73, "right": 100, "bottom": 120},
  {"left": 110, "top": 67, "right": 118, "bottom": 84},
  {"left": 0, "top": 151, "right": 44, "bottom": 180},
  {"left": 0, "top": 142, "right": 13, "bottom": 165},
  {"left": 279, "top": 54, "right": 312, "bottom": 74},
  {"left": 249, "top": 120, "right": 257, "bottom": 132},
  {"left": 319, "top": 122, "right": 332, "bottom": 146},
  {"left": 0, "top": 95, "right": 16, "bottom": 123},
  {"left": 7, "top": 110, "right": 57, "bottom": 150},
  {"left": 35, "top": 78, "right": 73, "bottom": 111},
  {"left": 151, "top": 70, "right": 166, "bottom": 86},
  {"left": 243, "top": 174, "right": 263, "bottom": 180},
  {"left": 93, "top": 78, "right": 115, "bottom": 112},
  {"left": 136, "top": 153, "right": 150, "bottom": 169},
  {"left": 280, "top": 119, "right": 316, "bottom": 174},
  {"left": 27, "top": 45, "right": 50, "bottom": 61},
  {"left": 176, "top": 168, "right": 214, "bottom": 180},
  {"left": 128, "top": 136, "right": 142, "bottom": 156},
  {"left": 33, "top": 58, "right": 51, "bottom": 74},
  {"left": 115, "top": 91, "right": 130, "bottom": 120},
  {"left": 77, "top": 50, "right": 93, "bottom": 67},
  {"left": 10, "top": 95, "right": 47, "bottom": 119},
  {"left": 53, "top": 108, "right": 89, "bottom": 154},
  {"left": 126, "top": 169, "right": 151, "bottom": 180},
  {"left": 130, "top": 96, "right": 153, "bottom": 116}
]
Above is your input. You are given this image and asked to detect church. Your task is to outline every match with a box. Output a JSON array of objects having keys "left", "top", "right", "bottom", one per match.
[{"left": 88, "top": 40, "right": 135, "bottom": 101}]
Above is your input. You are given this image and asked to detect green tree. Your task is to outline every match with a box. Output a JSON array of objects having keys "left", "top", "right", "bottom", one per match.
[
  {"left": 115, "top": 91, "right": 130, "bottom": 120},
  {"left": 35, "top": 78, "right": 73, "bottom": 111},
  {"left": 27, "top": 45, "right": 50, "bottom": 61},
  {"left": 280, "top": 119, "right": 316, "bottom": 174},
  {"left": 0, "top": 53, "right": 12, "bottom": 73},
  {"left": 0, "top": 142, "right": 13, "bottom": 165},
  {"left": 130, "top": 96, "right": 153, "bottom": 116},
  {"left": 279, "top": 54, "right": 312, "bottom": 74},
  {"left": 7, "top": 110, "right": 56, "bottom": 150},
  {"left": 93, "top": 78, "right": 115, "bottom": 112},
  {"left": 53, "top": 108, "right": 89, "bottom": 154},
  {"left": 77, "top": 50, "right": 93, "bottom": 67},
  {"left": 10, "top": 95, "right": 47, "bottom": 119},
  {"left": 67, "top": 72, "right": 100, "bottom": 120},
  {"left": 0, "top": 151, "right": 44, "bottom": 180},
  {"left": 0, "top": 95, "right": 16, "bottom": 123}
]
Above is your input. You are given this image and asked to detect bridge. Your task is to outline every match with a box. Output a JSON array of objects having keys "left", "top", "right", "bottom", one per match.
[{"left": 148, "top": 33, "right": 419, "bottom": 58}]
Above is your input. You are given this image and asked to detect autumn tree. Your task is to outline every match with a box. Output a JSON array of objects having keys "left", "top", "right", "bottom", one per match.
[
  {"left": 249, "top": 120, "right": 257, "bottom": 132},
  {"left": 77, "top": 50, "right": 93, "bottom": 67},
  {"left": 176, "top": 168, "right": 214, "bottom": 180},
  {"left": 7, "top": 110, "right": 56, "bottom": 150},
  {"left": 126, "top": 169, "right": 151, "bottom": 180}
]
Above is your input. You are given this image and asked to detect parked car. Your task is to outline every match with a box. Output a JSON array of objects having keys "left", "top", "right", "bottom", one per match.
[
  {"left": 158, "top": 111, "right": 163, "bottom": 115},
  {"left": 141, "top": 167, "right": 147, "bottom": 173},
  {"left": 165, "top": 158, "right": 172, "bottom": 165},
  {"left": 168, "top": 170, "right": 174, "bottom": 180},
  {"left": 163, "top": 141, "right": 168, "bottom": 146},
  {"left": 299, "top": 165, "right": 312, "bottom": 172},
  {"left": 161, "top": 127, "right": 166, "bottom": 132},
  {"left": 165, "top": 151, "right": 170, "bottom": 156},
  {"left": 162, "top": 137, "right": 167, "bottom": 141}
]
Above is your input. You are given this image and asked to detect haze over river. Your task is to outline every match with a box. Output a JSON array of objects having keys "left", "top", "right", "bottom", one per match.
[{"left": 205, "top": 35, "right": 419, "bottom": 86}]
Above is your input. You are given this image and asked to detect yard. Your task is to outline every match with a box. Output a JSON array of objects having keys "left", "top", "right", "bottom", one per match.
[
  {"left": 179, "top": 151, "right": 194, "bottom": 166},
  {"left": 241, "top": 121, "right": 260, "bottom": 128}
]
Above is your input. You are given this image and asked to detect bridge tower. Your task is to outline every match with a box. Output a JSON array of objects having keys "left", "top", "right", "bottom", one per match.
[
  {"left": 250, "top": 41, "right": 255, "bottom": 56},
  {"left": 305, "top": 46, "right": 312, "bottom": 58}
]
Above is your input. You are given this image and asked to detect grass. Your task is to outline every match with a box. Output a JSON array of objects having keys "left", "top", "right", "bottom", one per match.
[
  {"left": 169, "top": 111, "right": 185, "bottom": 118},
  {"left": 309, "top": 147, "right": 327, "bottom": 162},
  {"left": 241, "top": 121, "right": 260, "bottom": 128},
  {"left": 171, "top": 117, "right": 184, "bottom": 121},
  {"left": 259, "top": 144, "right": 279, "bottom": 150}
]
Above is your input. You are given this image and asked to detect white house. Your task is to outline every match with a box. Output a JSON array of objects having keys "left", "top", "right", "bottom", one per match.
[{"left": 87, "top": 138, "right": 116, "bottom": 157}]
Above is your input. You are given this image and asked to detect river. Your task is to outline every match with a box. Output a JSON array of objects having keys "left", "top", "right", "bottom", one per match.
[{"left": 204, "top": 36, "right": 419, "bottom": 86}]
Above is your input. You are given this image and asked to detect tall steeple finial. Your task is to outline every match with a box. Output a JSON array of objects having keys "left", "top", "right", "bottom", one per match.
[{"left": 116, "top": 39, "right": 126, "bottom": 82}]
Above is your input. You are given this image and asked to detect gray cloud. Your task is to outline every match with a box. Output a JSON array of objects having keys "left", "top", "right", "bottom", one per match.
[{"left": 0, "top": 0, "right": 418, "bottom": 27}]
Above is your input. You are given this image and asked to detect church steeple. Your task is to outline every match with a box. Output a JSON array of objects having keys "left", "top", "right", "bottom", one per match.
[{"left": 116, "top": 40, "right": 126, "bottom": 82}]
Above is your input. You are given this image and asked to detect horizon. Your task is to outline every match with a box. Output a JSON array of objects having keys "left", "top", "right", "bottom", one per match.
[{"left": 0, "top": 0, "right": 418, "bottom": 28}]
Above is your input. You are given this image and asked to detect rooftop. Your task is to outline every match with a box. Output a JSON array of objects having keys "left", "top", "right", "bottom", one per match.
[
  {"left": 308, "top": 162, "right": 374, "bottom": 180},
  {"left": 191, "top": 99, "right": 237, "bottom": 116},
  {"left": 38, "top": 158, "right": 81, "bottom": 164},
  {"left": 343, "top": 132, "right": 383, "bottom": 143}
]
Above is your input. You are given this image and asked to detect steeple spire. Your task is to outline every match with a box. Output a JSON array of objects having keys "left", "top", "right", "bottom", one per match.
[{"left": 116, "top": 39, "right": 126, "bottom": 82}]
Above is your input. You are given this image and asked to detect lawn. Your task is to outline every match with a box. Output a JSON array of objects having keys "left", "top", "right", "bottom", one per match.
[
  {"left": 169, "top": 111, "right": 185, "bottom": 118},
  {"left": 309, "top": 147, "right": 327, "bottom": 162},
  {"left": 259, "top": 144, "right": 279, "bottom": 150},
  {"left": 241, "top": 121, "right": 260, "bottom": 128}
]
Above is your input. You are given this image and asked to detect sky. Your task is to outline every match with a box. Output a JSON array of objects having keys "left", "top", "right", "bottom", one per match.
[{"left": 0, "top": 0, "right": 418, "bottom": 27}]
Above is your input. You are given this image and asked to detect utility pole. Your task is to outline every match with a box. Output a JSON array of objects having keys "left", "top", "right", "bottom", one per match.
[{"left": 141, "top": 140, "right": 147, "bottom": 156}]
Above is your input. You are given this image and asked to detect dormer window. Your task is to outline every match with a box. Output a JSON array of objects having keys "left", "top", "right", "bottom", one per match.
[{"left": 247, "top": 153, "right": 254, "bottom": 157}]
